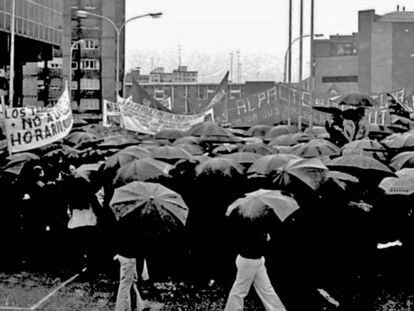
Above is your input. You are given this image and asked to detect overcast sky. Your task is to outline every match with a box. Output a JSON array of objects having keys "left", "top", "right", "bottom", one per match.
[{"left": 125, "top": 0, "right": 411, "bottom": 79}]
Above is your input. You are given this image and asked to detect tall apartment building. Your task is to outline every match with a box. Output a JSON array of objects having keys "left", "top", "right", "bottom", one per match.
[
  {"left": 0, "top": 0, "right": 63, "bottom": 106},
  {"left": 313, "top": 8, "right": 414, "bottom": 103},
  {"left": 19, "top": 0, "right": 125, "bottom": 119},
  {"left": 63, "top": 0, "right": 125, "bottom": 116}
]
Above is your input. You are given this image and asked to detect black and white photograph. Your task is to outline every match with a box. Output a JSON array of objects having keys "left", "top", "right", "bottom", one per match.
[{"left": 1, "top": 0, "right": 414, "bottom": 310}]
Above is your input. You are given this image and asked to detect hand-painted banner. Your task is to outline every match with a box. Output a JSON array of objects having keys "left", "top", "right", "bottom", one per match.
[
  {"left": 102, "top": 99, "right": 121, "bottom": 127},
  {"left": 215, "top": 83, "right": 331, "bottom": 126},
  {"left": 119, "top": 97, "right": 214, "bottom": 134},
  {"left": 5, "top": 87, "right": 73, "bottom": 153}
]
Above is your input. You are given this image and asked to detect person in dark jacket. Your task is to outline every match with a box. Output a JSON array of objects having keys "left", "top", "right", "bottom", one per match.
[{"left": 224, "top": 215, "right": 286, "bottom": 311}]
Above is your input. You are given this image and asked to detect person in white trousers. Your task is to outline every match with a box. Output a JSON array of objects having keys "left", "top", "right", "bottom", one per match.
[
  {"left": 224, "top": 218, "right": 286, "bottom": 311},
  {"left": 114, "top": 254, "right": 144, "bottom": 311}
]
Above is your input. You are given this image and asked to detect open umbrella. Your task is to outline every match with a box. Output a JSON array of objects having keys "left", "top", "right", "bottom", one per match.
[
  {"left": 3, "top": 152, "right": 40, "bottom": 174},
  {"left": 105, "top": 146, "right": 151, "bottom": 171},
  {"left": 290, "top": 139, "right": 340, "bottom": 158},
  {"left": 113, "top": 158, "right": 172, "bottom": 186},
  {"left": 264, "top": 125, "right": 297, "bottom": 141},
  {"left": 151, "top": 146, "right": 194, "bottom": 161},
  {"left": 109, "top": 181, "right": 189, "bottom": 231},
  {"left": 212, "top": 143, "right": 239, "bottom": 155},
  {"left": 64, "top": 131, "right": 99, "bottom": 146},
  {"left": 390, "top": 151, "right": 414, "bottom": 170},
  {"left": 187, "top": 122, "right": 240, "bottom": 143},
  {"left": 274, "top": 158, "right": 329, "bottom": 190},
  {"left": 248, "top": 154, "right": 300, "bottom": 176},
  {"left": 226, "top": 189, "right": 300, "bottom": 222},
  {"left": 98, "top": 135, "right": 139, "bottom": 149},
  {"left": 195, "top": 157, "right": 243, "bottom": 177},
  {"left": 379, "top": 168, "right": 414, "bottom": 195},
  {"left": 304, "top": 126, "right": 329, "bottom": 138},
  {"left": 173, "top": 136, "right": 200, "bottom": 145},
  {"left": 84, "top": 124, "right": 114, "bottom": 137},
  {"left": 227, "top": 128, "right": 249, "bottom": 137},
  {"left": 237, "top": 143, "right": 276, "bottom": 155},
  {"left": 382, "top": 131, "right": 414, "bottom": 149},
  {"left": 268, "top": 133, "right": 312, "bottom": 147},
  {"left": 337, "top": 94, "right": 379, "bottom": 107},
  {"left": 327, "top": 154, "right": 394, "bottom": 177},
  {"left": 326, "top": 170, "right": 359, "bottom": 190},
  {"left": 154, "top": 129, "right": 185, "bottom": 141},
  {"left": 75, "top": 163, "right": 102, "bottom": 182},
  {"left": 342, "top": 139, "right": 386, "bottom": 160},
  {"left": 222, "top": 152, "right": 261, "bottom": 165},
  {"left": 173, "top": 143, "right": 204, "bottom": 155},
  {"left": 246, "top": 125, "right": 272, "bottom": 137}
]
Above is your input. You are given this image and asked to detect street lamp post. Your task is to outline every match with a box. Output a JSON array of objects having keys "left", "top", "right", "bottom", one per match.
[
  {"left": 76, "top": 10, "right": 162, "bottom": 99},
  {"left": 69, "top": 39, "right": 85, "bottom": 103},
  {"left": 283, "top": 33, "right": 323, "bottom": 126}
]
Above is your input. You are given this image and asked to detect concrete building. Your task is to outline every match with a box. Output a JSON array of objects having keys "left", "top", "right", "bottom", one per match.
[
  {"left": 313, "top": 8, "right": 414, "bottom": 102},
  {"left": 0, "top": 0, "right": 63, "bottom": 106},
  {"left": 18, "top": 0, "right": 125, "bottom": 119},
  {"left": 129, "top": 66, "right": 199, "bottom": 84}
]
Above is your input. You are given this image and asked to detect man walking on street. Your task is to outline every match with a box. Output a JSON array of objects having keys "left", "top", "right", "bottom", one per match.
[{"left": 224, "top": 219, "right": 286, "bottom": 311}]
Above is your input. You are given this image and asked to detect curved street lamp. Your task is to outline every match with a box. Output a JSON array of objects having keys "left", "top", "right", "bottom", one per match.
[
  {"left": 69, "top": 39, "right": 85, "bottom": 103},
  {"left": 283, "top": 33, "right": 323, "bottom": 126},
  {"left": 76, "top": 10, "right": 163, "bottom": 99}
]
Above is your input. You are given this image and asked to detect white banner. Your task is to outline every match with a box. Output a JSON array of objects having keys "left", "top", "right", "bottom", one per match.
[
  {"left": 119, "top": 97, "right": 214, "bottom": 134},
  {"left": 5, "top": 87, "right": 73, "bottom": 152},
  {"left": 102, "top": 99, "right": 121, "bottom": 127}
]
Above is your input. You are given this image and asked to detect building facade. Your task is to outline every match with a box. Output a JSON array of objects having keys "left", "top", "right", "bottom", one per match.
[
  {"left": 0, "top": 0, "right": 63, "bottom": 106},
  {"left": 313, "top": 8, "right": 414, "bottom": 103},
  {"left": 18, "top": 0, "right": 125, "bottom": 119}
]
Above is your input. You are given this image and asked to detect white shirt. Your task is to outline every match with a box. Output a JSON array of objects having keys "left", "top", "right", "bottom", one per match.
[{"left": 68, "top": 207, "right": 97, "bottom": 229}]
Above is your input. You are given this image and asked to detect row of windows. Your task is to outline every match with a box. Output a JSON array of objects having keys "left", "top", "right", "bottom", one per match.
[
  {"left": 0, "top": 12, "right": 62, "bottom": 45},
  {"left": 322, "top": 75, "right": 358, "bottom": 83},
  {"left": 71, "top": 59, "right": 100, "bottom": 70},
  {"left": 72, "top": 39, "right": 99, "bottom": 50},
  {"left": 71, "top": 79, "right": 100, "bottom": 90},
  {"left": 71, "top": 99, "right": 100, "bottom": 110},
  {"left": 0, "top": 0, "right": 63, "bottom": 31}
]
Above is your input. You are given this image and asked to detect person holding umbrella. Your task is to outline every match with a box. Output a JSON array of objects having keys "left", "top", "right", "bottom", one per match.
[{"left": 224, "top": 190, "right": 292, "bottom": 311}]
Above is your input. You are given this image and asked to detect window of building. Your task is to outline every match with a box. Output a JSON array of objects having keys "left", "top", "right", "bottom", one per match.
[
  {"left": 50, "top": 85, "right": 61, "bottom": 91},
  {"left": 80, "top": 78, "right": 100, "bottom": 90},
  {"left": 322, "top": 76, "right": 358, "bottom": 83},
  {"left": 85, "top": 5, "right": 96, "bottom": 10},
  {"left": 80, "top": 98, "right": 100, "bottom": 110},
  {"left": 84, "top": 39, "right": 99, "bottom": 50},
  {"left": 154, "top": 90, "right": 164, "bottom": 99},
  {"left": 81, "top": 59, "right": 100, "bottom": 70},
  {"left": 71, "top": 81, "right": 78, "bottom": 90},
  {"left": 71, "top": 62, "right": 78, "bottom": 69}
]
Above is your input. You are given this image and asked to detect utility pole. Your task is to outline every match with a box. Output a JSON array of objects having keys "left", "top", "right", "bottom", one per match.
[
  {"left": 288, "top": 0, "right": 292, "bottom": 84},
  {"left": 236, "top": 50, "right": 241, "bottom": 83},
  {"left": 298, "top": 0, "right": 304, "bottom": 130},
  {"left": 309, "top": 0, "right": 315, "bottom": 130},
  {"left": 178, "top": 44, "right": 182, "bottom": 67},
  {"left": 230, "top": 52, "right": 234, "bottom": 83}
]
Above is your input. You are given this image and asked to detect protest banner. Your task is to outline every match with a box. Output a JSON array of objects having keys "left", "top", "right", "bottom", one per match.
[
  {"left": 215, "top": 83, "right": 330, "bottom": 127},
  {"left": 4, "top": 86, "right": 73, "bottom": 153},
  {"left": 102, "top": 99, "right": 121, "bottom": 127},
  {"left": 119, "top": 97, "right": 214, "bottom": 134}
]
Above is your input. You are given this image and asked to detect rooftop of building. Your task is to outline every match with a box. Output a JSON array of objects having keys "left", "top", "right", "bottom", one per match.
[{"left": 378, "top": 11, "right": 414, "bottom": 23}]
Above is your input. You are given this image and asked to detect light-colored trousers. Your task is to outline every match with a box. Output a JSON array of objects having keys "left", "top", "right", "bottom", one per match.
[
  {"left": 115, "top": 255, "right": 144, "bottom": 311},
  {"left": 224, "top": 255, "right": 286, "bottom": 311}
]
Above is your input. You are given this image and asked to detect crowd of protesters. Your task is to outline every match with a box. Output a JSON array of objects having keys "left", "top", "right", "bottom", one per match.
[{"left": 1, "top": 100, "right": 414, "bottom": 310}]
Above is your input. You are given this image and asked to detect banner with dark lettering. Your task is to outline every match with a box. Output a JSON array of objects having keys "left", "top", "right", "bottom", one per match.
[
  {"left": 102, "top": 99, "right": 121, "bottom": 127},
  {"left": 119, "top": 97, "right": 214, "bottom": 134},
  {"left": 215, "top": 83, "right": 330, "bottom": 126},
  {"left": 5, "top": 87, "right": 73, "bottom": 153}
]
